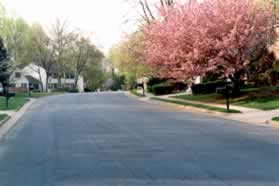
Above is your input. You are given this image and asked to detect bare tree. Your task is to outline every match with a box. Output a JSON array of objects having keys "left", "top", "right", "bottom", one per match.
[
  {"left": 69, "top": 35, "right": 104, "bottom": 90},
  {"left": 138, "top": 0, "right": 175, "bottom": 24},
  {"left": 49, "top": 19, "right": 76, "bottom": 88},
  {"left": 31, "top": 24, "right": 56, "bottom": 92}
]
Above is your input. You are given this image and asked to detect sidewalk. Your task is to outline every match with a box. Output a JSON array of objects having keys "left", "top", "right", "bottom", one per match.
[
  {"left": 131, "top": 90, "right": 279, "bottom": 127},
  {"left": 0, "top": 99, "right": 36, "bottom": 140}
]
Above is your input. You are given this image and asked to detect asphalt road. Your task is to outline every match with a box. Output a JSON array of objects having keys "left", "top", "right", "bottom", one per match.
[{"left": 0, "top": 92, "right": 279, "bottom": 186}]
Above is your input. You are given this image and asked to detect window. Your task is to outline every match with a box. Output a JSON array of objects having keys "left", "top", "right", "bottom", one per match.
[
  {"left": 53, "top": 83, "right": 58, "bottom": 89},
  {"left": 21, "top": 83, "right": 27, "bottom": 88},
  {"left": 66, "top": 74, "right": 75, "bottom": 79},
  {"left": 9, "top": 83, "right": 16, "bottom": 88},
  {"left": 15, "top": 72, "right": 21, "bottom": 78},
  {"left": 52, "top": 73, "right": 59, "bottom": 79}
]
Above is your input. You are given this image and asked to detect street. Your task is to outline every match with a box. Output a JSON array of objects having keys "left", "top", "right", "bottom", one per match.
[{"left": 0, "top": 92, "right": 279, "bottom": 186}]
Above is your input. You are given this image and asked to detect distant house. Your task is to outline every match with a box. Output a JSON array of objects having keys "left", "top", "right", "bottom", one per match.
[
  {"left": 9, "top": 64, "right": 85, "bottom": 93},
  {"left": 9, "top": 68, "right": 42, "bottom": 92}
]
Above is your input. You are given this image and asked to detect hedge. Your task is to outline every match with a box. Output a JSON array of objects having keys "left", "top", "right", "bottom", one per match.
[
  {"left": 152, "top": 83, "right": 175, "bottom": 95},
  {"left": 147, "top": 78, "right": 167, "bottom": 93},
  {"left": 192, "top": 80, "right": 226, "bottom": 95}
]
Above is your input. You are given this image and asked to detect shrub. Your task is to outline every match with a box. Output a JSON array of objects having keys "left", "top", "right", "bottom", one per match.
[
  {"left": 152, "top": 83, "right": 175, "bottom": 95},
  {"left": 173, "top": 82, "right": 187, "bottom": 91},
  {"left": 192, "top": 80, "right": 226, "bottom": 95},
  {"left": 55, "top": 87, "right": 79, "bottom": 93},
  {"left": 147, "top": 78, "right": 167, "bottom": 93},
  {"left": 69, "top": 89, "right": 79, "bottom": 93}
]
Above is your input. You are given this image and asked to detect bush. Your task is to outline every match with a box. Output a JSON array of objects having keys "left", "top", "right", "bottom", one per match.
[
  {"left": 55, "top": 87, "right": 79, "bottom": 93},
  {"left": 152, "top": 83, "right": 175, "bottom": 95},
  {"left": 69, "top": 89, "right": 79, "bottom": 93},
  {"left": 173, "top": 82, "right": 187, "bottom": 91},
  {"left": 147, "top": 78, "right": 167, "bottom": 93},
  {"left": 192, "top": 80, "right": 226, "bottom": 95}
]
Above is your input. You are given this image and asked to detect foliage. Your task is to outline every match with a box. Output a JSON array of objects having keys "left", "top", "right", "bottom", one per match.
[
  {"left": 273, "top": 117, "right": 279, "bottom": 122},
  {"left": 146, "top": 77, "right": 167, "bottom": 92},
  {"left": 68, "top": 34, "right": 104, "bottom": 89},
  {"left": 83, "top": 60, "right": 106, "bottom": 91},
  {"left": 152, "top": 83, "right": 175, "bottom": 95},
  {"left": 110, "top": 74, "right": 125, "bottom": 91},
  {"left": 0, "top": 37, "right": 8, "bottom": 87},
  {"left": 143, "top": 0, "right": 276, "bottom": 95},
  {"left": 130, "top": 89, "right": 145, "bottom": 97},
  {"left": 108, "top": 32, "right": 153, "bottom": 88},
  {"left": 191, "top": 81, "right": 226, "bottom": 95},
  {"left": 0, "top": 16, "right": 33, "bottom": 67}
]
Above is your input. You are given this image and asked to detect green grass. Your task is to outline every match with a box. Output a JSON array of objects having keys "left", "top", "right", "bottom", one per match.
[
  {"left": 151, "top": 97, "right": 241, "bottom": 113},
  {"left": 0, "top": 97, "right": 29, "bottom": 110},
  {"left": 0, "top": 114, "right": 8, "bottom": 122},
  {"left": 0, "top": 92, "right": 64, "bottom": 111},
  {"left": 16, "top": 92, "right": 64, "bottom": 98},
  {"left": 272, "top": 117, "right": 279, "bottom": 122},
  {"left": 130, "top": 90, "right": 145, "bottom": 97},
  {"left": 173, "top": 88, "right": 279, "bottom": 111},
  {"left": 173, "top": 94, "right": 219, "bottom": 102},
  {"left": 235, "top": 96, "right": 279, "bottom": 111}
]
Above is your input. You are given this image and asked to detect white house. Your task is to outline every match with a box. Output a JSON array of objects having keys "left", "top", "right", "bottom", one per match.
[{"left": 9, "top": 64, "right": 85, "bottom": 93}]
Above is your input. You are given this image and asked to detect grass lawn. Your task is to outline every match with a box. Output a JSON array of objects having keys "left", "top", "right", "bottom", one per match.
[
  {"left": 130, "top": 89, "right": 145, "bottom": 97},
  {"left": 0, "top": 97, "right": 29, "bottom": 110},
  {"left": 0, "top": 114, "right": 8, "bottom": 122},
  {"left": 234, "top": 96, "right": 279, "bottom": 111},
  {"left": 151, "top": 97, "right": 241, "bottom": 113},
  {"left": 16, "top": 92, "right": 64, "bottom": 98},
  {"left": 272, "top": 117, "right": 279, "bottom": 122},
  {"left": 173, "top": 86, "right": 279, "bottom": 111},
  {"left": 0, "top": 92, "right": 64, "bottom": 111}
]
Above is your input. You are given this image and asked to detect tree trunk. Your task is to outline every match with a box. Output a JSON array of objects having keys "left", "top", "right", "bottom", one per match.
[
  {"left": 74, "top": 74, "right": 79, "bottom": 90},
  {"left": 229, "top": 72, "right": 241, "bottom": 97},
  {"left": 45, "top": 74, "right": 49, "bottom": 93},
  {"left": 38, "top": 71, "right": 44, "bottom": 92}
]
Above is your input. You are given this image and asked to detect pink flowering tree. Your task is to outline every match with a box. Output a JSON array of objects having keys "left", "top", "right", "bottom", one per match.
[{"left": 143, "top": 0, "right": 276, "bottom": 94}]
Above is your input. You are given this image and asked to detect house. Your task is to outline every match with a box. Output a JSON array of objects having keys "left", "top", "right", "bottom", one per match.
[{"left": 9, "top": 64, "right": 85, "bottom": 93}]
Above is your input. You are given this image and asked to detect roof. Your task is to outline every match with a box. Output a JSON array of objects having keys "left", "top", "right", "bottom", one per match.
[{"left": 24, "top": 75, "right": 41, "bottom": 84}]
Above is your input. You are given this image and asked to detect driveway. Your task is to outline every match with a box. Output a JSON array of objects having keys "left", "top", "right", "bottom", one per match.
[{"left": 0, "top": 92, "right": 279, "bottom": 186}]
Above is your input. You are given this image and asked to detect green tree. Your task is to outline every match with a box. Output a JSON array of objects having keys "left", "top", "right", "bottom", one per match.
[
  {"left": 108, "top": 32, "right": 153, "bottom": 88},
  {"left": 0, "top": 37, "right": 9, "bottom": 87},
  {"left": 0, "top": 17, "right": 33, "bottom": 67},
  {"left": 68, "top": 35, "right": 104, "bottom": 90},
  {"left": 30, "top": 24, "right": 56, "bottom": 92}
]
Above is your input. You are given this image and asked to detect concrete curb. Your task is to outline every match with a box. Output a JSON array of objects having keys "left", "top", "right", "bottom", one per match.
[{"left": 0, "top": 99, "right": 36, "bottom": 140}]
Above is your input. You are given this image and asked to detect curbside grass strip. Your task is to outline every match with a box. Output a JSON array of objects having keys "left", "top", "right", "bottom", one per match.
[
  {"left": 272, "top": 117, "right": 279, "bottom": 122},
  {"left": 130, "top": 90, "right": 145, "bottom": 97},
  {"left": 0, "top": 115, "right": 10, "bottom": 127},
  {"left": 271, "top": 117, "right": 279, "bottom": 128},
  {"left": 151, "top": 97, "right": 241, "bottom": 114}
]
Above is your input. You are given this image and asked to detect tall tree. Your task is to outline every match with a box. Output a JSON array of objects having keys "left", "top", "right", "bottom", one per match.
[
  {"left": 30, "top": 24, "right": 56, "bottom": 92},
  {"left": 0, "top": 37, "right": 9, "bottom": 87},
  {"left": 108, "top": 31, "right": 154, "bottom": 87},
  {"left": 69, "top": 35, "right": 104, "bottom": 89},
  {"left": 49, "top": 20, "right": 76, "bottom": 88},
  {"left": 143, "top": 0, "right": 276, "bottom": 94},
  {"left": 0, "top": 17, "right": 33, "bottom": 67}
]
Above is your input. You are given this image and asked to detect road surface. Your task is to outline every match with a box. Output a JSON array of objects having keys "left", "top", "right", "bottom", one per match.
[{"left": 0, "top": 92, "right": 279, "bottom": 186}]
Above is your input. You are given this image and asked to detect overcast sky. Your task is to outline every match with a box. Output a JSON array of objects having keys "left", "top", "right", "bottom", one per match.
[{"left": 1, "top": 0, "right": 141, "bottom": 54}]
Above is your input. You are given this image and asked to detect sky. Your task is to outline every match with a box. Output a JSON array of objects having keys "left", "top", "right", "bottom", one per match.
[{"left": 1, "top": 0, "right": 140, "bottom": 54}]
